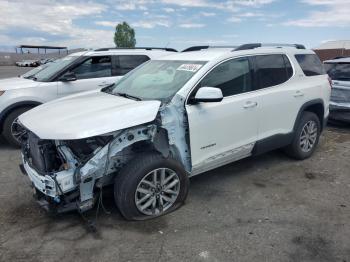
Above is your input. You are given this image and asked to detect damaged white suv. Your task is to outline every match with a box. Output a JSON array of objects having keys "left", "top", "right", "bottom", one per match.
[{"left": 19, "top": 44, "right": 330, "bottom": 220}]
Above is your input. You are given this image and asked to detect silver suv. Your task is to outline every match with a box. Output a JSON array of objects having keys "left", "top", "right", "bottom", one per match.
[{"left": 324, "top": 57, "right": 350, "bottom": 123}]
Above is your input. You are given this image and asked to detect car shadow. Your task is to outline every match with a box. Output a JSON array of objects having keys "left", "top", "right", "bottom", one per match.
[
  {"left": 327, "top": 121, "right": 350, "bottom": 132},
  {"left": 0, "top": 136, "right": 18, "bottom": 150}
]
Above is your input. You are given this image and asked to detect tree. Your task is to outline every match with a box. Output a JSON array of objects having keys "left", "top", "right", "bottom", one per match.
[{"left": 114, "top": 22, "right": 136, "bottom": 48}]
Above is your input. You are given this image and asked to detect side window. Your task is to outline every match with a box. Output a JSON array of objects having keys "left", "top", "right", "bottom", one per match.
[
  {"left": 254, "top": 54, "right": 291, "bottom": 90},
  {"left": 295, "top": 54, "right": 325, "bottom": 76},
  {"left": 199, "top": 57, "right": 252, "bottom": 97},
  {"left": 113, "top": 55, "right": 150, "bottom": 76},
  {"left": 71, "top": 56, "right": 111, "bottom": 79}
]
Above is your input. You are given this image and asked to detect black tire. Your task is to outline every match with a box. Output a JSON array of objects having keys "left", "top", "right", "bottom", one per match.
[
  {"left": 284, "top": 111, "right": 321, "bottom": 160},
  {"left": 2, "top": 107, "right": 32, "bottom": 147},
  {"left": 114, "top": 152, "right": 189, "bottom": 220}
]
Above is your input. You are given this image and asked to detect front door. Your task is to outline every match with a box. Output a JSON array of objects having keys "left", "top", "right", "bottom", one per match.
[
  {"left": 57, "top": 55, "right": 117, "bottom": 97},
  {"left": 186, "top": 57, "right": 259, "bottom": 174}
]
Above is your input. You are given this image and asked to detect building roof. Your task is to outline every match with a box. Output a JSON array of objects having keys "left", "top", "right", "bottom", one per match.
[
  {"left": 314, "top": 40, "right": 350, "bottom": 50},
  {"left": 17, "top": 45, "right": 67, "bottom": 50}
]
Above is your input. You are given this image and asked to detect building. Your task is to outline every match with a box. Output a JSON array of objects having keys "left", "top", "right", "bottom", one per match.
[{"left": 313, "top": 40, "right": 350, "bottom": 61}]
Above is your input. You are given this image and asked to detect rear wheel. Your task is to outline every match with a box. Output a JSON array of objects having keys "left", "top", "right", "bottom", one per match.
[
  {"left": 3, "top": 107, "right": 32, "bottom": 147},
  {"left": 114, "top": 152, "right": 189, "bottom": 220},
  {"left": 284, "top": 111, "right": 321, "bottom": 160}
]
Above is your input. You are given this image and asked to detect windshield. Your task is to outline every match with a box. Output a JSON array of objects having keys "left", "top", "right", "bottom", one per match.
[
  {"left": 109, "top": 60, "right": 207, "bottom": 101},
  {"left": 21, "top": 60, "right": 58, "bottom": 79},
  {"left": 34, "top": 56, "right": 81, "bottom": 81},
  {"left": 325, "top": 63, "right": 350, "bottom": 81}
]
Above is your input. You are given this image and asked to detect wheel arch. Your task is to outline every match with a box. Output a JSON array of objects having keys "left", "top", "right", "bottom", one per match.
[
  {"left": 293, "top": 99, "right": 325, "bottom": 133},
  {"left": 0, "top": 101, "right": 42, "bottom": 132}
]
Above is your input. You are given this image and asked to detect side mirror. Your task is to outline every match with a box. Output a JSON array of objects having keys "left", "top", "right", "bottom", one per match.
[
  {"left": 193, "top": 87, "right": 223, "bottom": 103},
  {"left": 60, "top": 72, "right": 77, "bottom": 82}
]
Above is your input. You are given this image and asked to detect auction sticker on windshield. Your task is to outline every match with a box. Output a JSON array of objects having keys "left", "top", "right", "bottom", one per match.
[{"left": 177, "top": 64, "right": 203, "bottom": 72}]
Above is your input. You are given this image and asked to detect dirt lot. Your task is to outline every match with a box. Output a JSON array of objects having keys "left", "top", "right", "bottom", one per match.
[
  {"left": 0, "top": 66, "right": 349, "bottom": 262},
  {"left": 0, "top": 65, "right": 31, "bottom": 79}
]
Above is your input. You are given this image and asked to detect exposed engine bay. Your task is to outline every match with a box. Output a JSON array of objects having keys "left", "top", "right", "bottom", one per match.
[{"left": 20, "top": 95, "right": 191, "bottom": 214}]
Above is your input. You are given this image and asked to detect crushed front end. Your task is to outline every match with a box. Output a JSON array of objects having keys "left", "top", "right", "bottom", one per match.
[{"left": 20, "top": 124, "right": 159, "bottom": 214}]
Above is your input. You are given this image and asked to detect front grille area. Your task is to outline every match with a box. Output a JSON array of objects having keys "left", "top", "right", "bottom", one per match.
[{"left": 331, "top": 88, "right": 350, "bottom": 104}]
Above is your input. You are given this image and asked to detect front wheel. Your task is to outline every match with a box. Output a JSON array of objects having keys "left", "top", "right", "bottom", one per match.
[
  {"left": 284, "top": 111, "right": 321, "bottom": 160},
  {"left": 2, "top": 107, "right": 32, "bottom": 147},
  {"left": 114, "top": 152, "right": 189, "bottom": 220}
]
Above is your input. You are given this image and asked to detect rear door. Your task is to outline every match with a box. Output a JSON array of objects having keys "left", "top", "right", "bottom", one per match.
[
  {"left": 251, "top": 54, "right": 301, "bottom": 140},
  {"left": 57, "top": 55, "right": 116, "bottom": 96}
]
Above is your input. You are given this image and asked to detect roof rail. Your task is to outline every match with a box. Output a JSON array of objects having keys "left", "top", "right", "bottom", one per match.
[
  {"left": 234, "top": 43, "right": 306, "bottom": 51},
  {"left": 182, "top": 45, "right": 238, "bottom": 52},
  {"left": 94, "top": 47, "right": 177, "bottom": 52}
]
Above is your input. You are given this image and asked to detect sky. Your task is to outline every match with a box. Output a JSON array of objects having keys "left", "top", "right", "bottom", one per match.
[{"left": 0, "top": 0, "right": 349, "bottom": 51}]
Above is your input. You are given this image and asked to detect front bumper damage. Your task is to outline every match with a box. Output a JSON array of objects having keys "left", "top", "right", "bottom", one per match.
[
  {"left": 20, "top": 125, "right": 159, "bottom": 214},
  {"left": 19, "top": 94, "right": 192, "bottom": 215},
  {"left": 19, "top": 156, "right": 83, "bottom": 213}
]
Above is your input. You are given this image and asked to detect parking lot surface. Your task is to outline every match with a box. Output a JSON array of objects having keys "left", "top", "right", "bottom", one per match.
[
  {"left": 0, "top": 66, "right": 31, "bottom": 79},
  {"left": 0, "top": 66, "right": 349, "bottom": 262}
]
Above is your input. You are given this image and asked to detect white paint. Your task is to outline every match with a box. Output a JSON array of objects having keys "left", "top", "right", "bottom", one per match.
[{"left": 19, "top": 91, "right": 161, "bottom": 139}]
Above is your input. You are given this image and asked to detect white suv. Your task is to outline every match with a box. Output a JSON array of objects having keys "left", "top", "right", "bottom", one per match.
[
  {"left": 18, "top": 43, "right": 330, "bottom": 220},
  {"left": 0, "top": 47, "right": 176, "bottom": 146}
]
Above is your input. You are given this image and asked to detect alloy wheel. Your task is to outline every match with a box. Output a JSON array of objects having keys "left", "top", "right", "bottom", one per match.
[
  {"left": 11, "top": 118, "right": 26, "bottom": 144},
  {"left": 135, "top": 168, "right": 180, "bottom": 216},
  {"left": 299, "top": 120, "right": 318, "bottom": 153}
]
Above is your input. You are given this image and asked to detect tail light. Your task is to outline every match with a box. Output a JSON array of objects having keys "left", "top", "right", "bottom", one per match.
[{"left": 328, "top": 76, "right": 332, "bottom": 88}]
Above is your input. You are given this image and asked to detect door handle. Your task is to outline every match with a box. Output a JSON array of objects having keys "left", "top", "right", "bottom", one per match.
[
  {"left": 294, "top": 91, "right": 304, "bottom": 97},
  {"left": 243, "top": 101, "right": 258, "bottom": 109}
]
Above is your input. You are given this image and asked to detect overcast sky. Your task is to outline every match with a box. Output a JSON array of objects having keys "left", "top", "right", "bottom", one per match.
[{"left": 0, "top": 0, "right": 349, "bottom": 51}]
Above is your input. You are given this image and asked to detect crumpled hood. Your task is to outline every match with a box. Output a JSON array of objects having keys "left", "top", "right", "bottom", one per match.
[
  {"left": 19, "top": 91, "right": 161, "bottom": 140},
  {"left": 0, "top": 77, "right": 39, "bottom": 91}
]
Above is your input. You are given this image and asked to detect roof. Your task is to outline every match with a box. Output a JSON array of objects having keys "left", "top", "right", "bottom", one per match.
[
  {"left": 157, "top": 49, "right": 232, "bottom": 61},
  {"left": 314, "top": 40, "right": 350, "bottom": 50},
  {"left": 67, "top": 48, "right": 175, "bottom": 59},
  {"left": 324, "top": 57, "right": 350, "bottom": 63},
  {"left": 157, "top": 46, "right": 314, "bottom": 62}
]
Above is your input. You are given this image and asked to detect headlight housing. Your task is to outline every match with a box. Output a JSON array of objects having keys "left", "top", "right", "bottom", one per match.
[{"left": 0, "top": 91, "right": 5, "bottom": 96}]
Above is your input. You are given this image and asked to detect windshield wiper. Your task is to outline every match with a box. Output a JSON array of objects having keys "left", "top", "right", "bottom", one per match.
[
  {"left": 101, "top": 83, "right": 115, "bottom": 93},
  {"left": 115, "top": 92, "right": 142, "bottom": 101},
  {"left": 23, "top": 76, "right": 37, "bottom": 80}
]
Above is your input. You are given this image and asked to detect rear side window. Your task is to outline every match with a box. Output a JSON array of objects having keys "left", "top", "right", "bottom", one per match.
[
  {"left": 113, "top": 55, "right": 150, "bottom": 76},
  {"left": 295, "top": 54, "right": 325, "bottom": 76},
  {"left": 324, "top": 63, "right": 350, "bottom": 81},
  {"left": 254, "top": 54, "right": 293, "bottom": 89}
]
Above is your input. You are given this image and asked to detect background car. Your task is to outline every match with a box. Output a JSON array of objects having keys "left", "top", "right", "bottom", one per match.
[
  {"left": 324, "top": 57, "right": 350, "bottom": 123},
  {"left": 15, "top": 60, "right": 38, "bottom": 67},
  {"left": 0, "top": 47, "right": 177, "bottom": 146}
]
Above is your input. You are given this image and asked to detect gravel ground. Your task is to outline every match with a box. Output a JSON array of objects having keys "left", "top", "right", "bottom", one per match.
[{"left": 0, "top": 66, "right": 349, "bottom": 262}]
